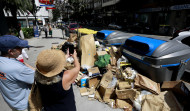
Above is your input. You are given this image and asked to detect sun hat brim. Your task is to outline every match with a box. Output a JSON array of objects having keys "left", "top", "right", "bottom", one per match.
[{"left": 36, "top": 49, "right": 66, "bottom": 77}]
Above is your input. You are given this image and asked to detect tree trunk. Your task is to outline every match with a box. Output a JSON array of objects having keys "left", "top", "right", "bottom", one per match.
[
  {"left": 0, "top": 1, "right": 9, "bottom": 35},
  {"left": 10, "top": 5, "right": 18, "bottom": 29}
]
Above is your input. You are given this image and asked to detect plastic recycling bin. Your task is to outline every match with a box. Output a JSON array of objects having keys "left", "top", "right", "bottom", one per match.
[
  {"left": 95, "top": 30, "right": 136, "bottom": 46},
  {"left": 122, "top": 35, "right": 190, "bottom": 83}
]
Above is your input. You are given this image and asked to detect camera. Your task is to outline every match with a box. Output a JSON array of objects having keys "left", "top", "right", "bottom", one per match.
[{"left": 61, "top": 42, "right": 74, "bottom": 54}]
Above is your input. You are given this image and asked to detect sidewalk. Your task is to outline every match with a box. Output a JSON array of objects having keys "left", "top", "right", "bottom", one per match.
[{"left": 0, "top": 28, "right": 123, "bottom": 111}]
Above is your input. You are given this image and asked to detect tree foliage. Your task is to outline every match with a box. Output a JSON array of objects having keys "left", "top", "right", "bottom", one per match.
[
  {"left": 2, "top": 0, "right": 33, "bottom": 14},
  {"left": 0, "top": 0, "right": 33, "bottom": 35},
  {"left": 52, "top": 8, "right": 61, "bottom": 22}
]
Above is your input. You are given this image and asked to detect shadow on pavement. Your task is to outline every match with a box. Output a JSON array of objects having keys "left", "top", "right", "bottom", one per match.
[
  {"left": 42, "top": 37, "right": 63, "bottom": 39},
  {"left": 30, "top": 46, "right": 45, "bottom": 48}
]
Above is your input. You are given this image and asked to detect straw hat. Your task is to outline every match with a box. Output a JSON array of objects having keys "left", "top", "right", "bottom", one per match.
[{"left": 36, "top": 49, "right": 66, "bottom": 77}]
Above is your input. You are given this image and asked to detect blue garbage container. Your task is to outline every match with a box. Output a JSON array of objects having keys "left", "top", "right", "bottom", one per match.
[{"left": 122, "top": 35, "right": 190, "bottom": 83}]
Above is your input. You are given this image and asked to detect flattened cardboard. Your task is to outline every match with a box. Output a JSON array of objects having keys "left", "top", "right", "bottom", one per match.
[
  {"left": 134, "top": 74, "right": 160, "bottom": 95},
  {"left": 141, "top": 91, "right": 183, "bottom": 111},
  {"left": 75, "top": 72, "right": 84, "bottom": 85},
  {"left": 95, "top": 90, "right": 103, "bottom": 102},
  {"left": 68, "top": 33, "right": 77, "bottom": 42},
  {"left": 87, "top": 67, "right": 100, "bottom": 77},
  {"left": 118, "top": 81, "right": 132, "bottom": 90},
  {"left": 99, "top": 70, "right": 113, "bottom": 88},
  {"left": 161, "top": 80, "right": 190, "bottom": 97},
  {"left": 88, "top": 77, "right": 100, "bottom": 89},
  {"left": 96, "top": 51, "right": 108, "bottom": 56},
  {"left": 80, "top": 88, "right": 89, "bottom": 96},
  {"left": 116, "top": 99, "right": 133, "bottom": 110},
  {"left": 107, "top": 99, "right": 117, "bottom": 109},
  {"left": 115, "top": 88, "right": 138, "bottom": 100}
]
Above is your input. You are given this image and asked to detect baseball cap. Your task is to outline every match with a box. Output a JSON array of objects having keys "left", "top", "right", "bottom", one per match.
[{"left": 0, "top": 35, "right": 30, "bottom": 51}]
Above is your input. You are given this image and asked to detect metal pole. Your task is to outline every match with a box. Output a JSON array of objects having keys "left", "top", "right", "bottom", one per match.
[
  {"left": 26, "top": 15, "right": 29, "bottom": 28},
  {"left": 32, "top": 0, "right": 37, "bottom": 26}
]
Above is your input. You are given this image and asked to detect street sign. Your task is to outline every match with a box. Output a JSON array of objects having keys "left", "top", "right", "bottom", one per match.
[
  {"left": 39, "top": 0, "right": 56, "bottom": 10},
  {"left": 39, "top": 0, "right": 54, "bottom": 4},
  {"left": 46, "top": 7, "right": 56, "bottom": 9}
]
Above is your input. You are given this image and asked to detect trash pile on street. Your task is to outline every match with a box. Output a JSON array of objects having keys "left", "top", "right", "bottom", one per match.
[{"left": 51, "top": 32, "right": 190, "bottom": 111}]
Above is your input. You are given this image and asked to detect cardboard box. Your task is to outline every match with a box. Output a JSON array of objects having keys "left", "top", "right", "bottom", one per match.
[
  {"left": 107, "top": 99, "right": 117, "bottom": 109},
  {"left": 98, "top": 86, "right": 115, "bottom": 102},
  {"left": 141, "top": 91, "right": 183, "bottom": 111},
  {"left": 96, "top": 51, "right": 108, "bottom": 56},
  {"left": 116, "top": 99, "right": 133, "bottom": 110},
  {"left": 94, "top": 90, "right": 103, "bottom": 102},
  {"left": 115, "top": 88, "right": 138, "bottom": 100},
  {"left": 75, "top": 72, "right": 84, "bottom": 86},
  {"left": 97, "top": 70, "right": 116, "bottom": 102},
  {"left": 87, "top": 67, "right": 100, "bottom": 77},
  {"left": 99, "top": 70, "right": 113, "bottom": 88},
  {"left": 80, "top": 88, "right": 89, "bottom": 96},
  {"left": 118, "top": 81, "right": 132, "bottom": 89},
  {"left": 88, "top": 77, "right": 100, "bottom": 89},
  {"left": 68, "top": 33, "right": 77, "bottom": 42},
  {"left": 161, "top": 80, "right": 190, "bottom": 97}
]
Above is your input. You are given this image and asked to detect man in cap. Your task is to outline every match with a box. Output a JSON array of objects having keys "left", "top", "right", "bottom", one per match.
[{"left": 0, "top": 35, "right": 35, "bottom": 111}]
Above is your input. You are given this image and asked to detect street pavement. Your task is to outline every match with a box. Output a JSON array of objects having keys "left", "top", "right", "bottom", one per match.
[{"left": 0, "top": 28, "right": 123, "bottom": 111}]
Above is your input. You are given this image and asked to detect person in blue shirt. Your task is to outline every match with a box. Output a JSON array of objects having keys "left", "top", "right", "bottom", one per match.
[{"left": 0, "top": 35, "right": 35, "bottom": 111}]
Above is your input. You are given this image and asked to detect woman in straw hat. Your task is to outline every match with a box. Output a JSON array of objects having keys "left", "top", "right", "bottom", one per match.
[{"left": 35, "top": 49, "right": 80, "bottom": 111}]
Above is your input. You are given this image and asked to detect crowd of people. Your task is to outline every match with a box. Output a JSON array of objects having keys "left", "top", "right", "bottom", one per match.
[{"left": 0, "top": 25, "right": 80, "bottom": 111}]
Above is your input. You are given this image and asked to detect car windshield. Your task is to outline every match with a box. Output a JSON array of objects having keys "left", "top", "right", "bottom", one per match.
[{"left": 70, "top": 24, "right": 78, "bottom": 28}]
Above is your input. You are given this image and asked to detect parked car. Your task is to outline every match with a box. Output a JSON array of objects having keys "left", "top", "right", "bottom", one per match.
[
  {"left": 127, "top": 22, "right": 152, "bottom": 34},
  {"left": 68, "top": 23, "right": 82, "bottom": 33},
  {"left": 57, "top": 21, "right": 66, "bottom": 29},
  {"left": 108, "top": 23, "right": 122, "bottom": 30},
  {"left": 95, "top": 30, "right": 136, "bottom": 46},
  {"left": 172, "top": 26, "right": 190, "bottom": 37}
]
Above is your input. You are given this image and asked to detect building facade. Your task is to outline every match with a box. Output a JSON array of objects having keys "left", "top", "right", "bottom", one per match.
[{"left": 71, "top": 0, "right": 190, "bottom": 35}]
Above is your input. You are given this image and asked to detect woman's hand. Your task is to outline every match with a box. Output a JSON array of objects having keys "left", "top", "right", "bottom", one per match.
[
  {"left": 71, "top": 50, "right": 77, "bottom": 58},
  {"left": 65, "top": 48, "right": 70, "bottom": 59}
]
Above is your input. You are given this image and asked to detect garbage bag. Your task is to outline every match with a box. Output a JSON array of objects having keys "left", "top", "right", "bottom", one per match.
[{"left": 95, "top": 54, "right": 110, "bottom": 68}]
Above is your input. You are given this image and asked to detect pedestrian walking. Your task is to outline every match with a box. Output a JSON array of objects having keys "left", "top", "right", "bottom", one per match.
[
  {"left": 34, "top": 49, "right": 80, "bottom": 111},
  {"left": 19, "top": 28, "right": 25, "bottom": 39},
  {"left": 44, "top": 25, "right": 48, "bottom": 38},
  {"left": 65, "top": 26, "right": 70, "bottom": 38},
  {"left": 61, "top": 25, "right": 70, "bottom": 39},
  {"left": 0, "top": 35, "right": 35, "bottom": 111},
  {"left": 61, "top": 25, "right": 66, "bottom": 39},
  {"left": 18, "top": 25, "right": 25, "bottom": 39},
  {"left": 49, "top": 24, "right": 52, "bottom": 37}
]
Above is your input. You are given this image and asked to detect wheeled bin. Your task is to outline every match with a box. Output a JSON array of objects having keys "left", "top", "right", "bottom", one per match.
[
  {"left": 122, "top": 35, "right": 190, "bottom": 83},
  {"left": 95, "top": 30, "right": 136, "bottom": 46}
]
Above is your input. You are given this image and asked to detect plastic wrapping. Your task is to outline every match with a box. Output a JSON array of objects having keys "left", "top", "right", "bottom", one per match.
[
  {"left": 66, "top": 56, "right": 74, "bottom": 63},
  {"left": 133, "top": 90, "right": 152, "bottom": 111},
  {"left": 117, "top": 55, "right": 129, "bottom": 69}
]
